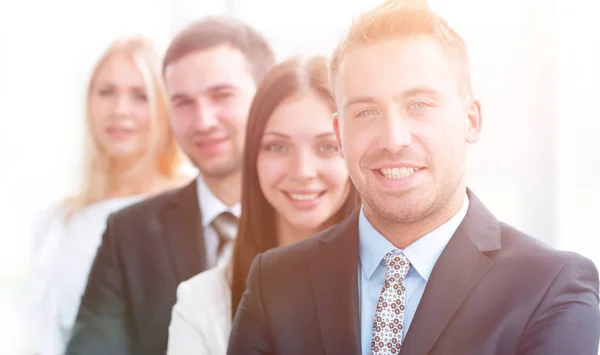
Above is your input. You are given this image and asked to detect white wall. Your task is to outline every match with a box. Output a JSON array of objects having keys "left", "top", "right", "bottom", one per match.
[
  {"left": 554, "top": 0, "right": 600, "bottom": 264},
  {"left": 431, "top": 0, "right": 559, "bottom": 242}
]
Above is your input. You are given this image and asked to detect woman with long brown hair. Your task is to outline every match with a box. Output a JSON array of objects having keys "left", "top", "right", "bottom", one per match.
[
  {"left": 23, "top": 36, "right": 190, "bottom": 355},
  {"left": 167, "top": 55, "right": 360, "bottom": 355}
]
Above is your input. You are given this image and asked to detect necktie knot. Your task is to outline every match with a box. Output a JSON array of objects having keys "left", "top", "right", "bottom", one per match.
[
  {"left": 384, "top": 250, "right": 410, "bottom": 282},
  {"left": 211, "top": 211, "right": 238, "bottom": 242},
  {"left": 211, "top": 211, "right": 239, "bottom": 265}
]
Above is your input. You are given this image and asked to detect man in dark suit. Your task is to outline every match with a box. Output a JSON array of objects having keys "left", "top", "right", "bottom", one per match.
[
  {"left": 66, "top": 18, "right": 274, "bottom": 355},
  {"left": 227, "top": 1, "right": 600, "bottom": 354}
]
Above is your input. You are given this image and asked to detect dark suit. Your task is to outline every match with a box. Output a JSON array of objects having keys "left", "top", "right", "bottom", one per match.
[
  {"left": 66, "top": 180, "right": 206, "bottom": 355},
  {"left": 228, "top": 191, "right": 600, "bottom": 355}
]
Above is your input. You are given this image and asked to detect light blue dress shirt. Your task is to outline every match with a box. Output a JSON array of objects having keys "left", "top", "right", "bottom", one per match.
[{"left": 358, "top": 195, "right": 470, "bottom": 355}]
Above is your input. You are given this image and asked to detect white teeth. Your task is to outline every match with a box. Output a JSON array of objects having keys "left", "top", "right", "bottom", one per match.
[
  {"left": 289, "top": 193, "right": 319, "bottom": 201},
  {"left": 380, "top": 167, "right": 416, "bottom": 180}
]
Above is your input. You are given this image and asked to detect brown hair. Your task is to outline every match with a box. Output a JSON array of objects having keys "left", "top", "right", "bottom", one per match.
[
  {"left": 329, "top": 0, "right": 472, "bottom": 96},
  {"left": 162, "top": 16, "right": 275, "bottom": 85},
  {"left": 230, "top": 56, "right": 361, "bottom": 316}
]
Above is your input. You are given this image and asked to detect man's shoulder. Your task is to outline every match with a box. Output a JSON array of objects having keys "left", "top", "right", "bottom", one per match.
[
  {"left": 102, "top": 183, "right": 196, "bottom": 248},
  {"left": 496, "top": 222, "right": 599, "bottom": 331},
  {"left": 259, "top": 221, "right": 349, "bottom": 271},
  {"left": 499, "top": 222, "right": 563, "bottom": 258},
  {"left": 496, "top": 222, "right": 597, "bottom": 278},
  {"left": 111, "top": 183, "right": 191, "bottom": 222}
]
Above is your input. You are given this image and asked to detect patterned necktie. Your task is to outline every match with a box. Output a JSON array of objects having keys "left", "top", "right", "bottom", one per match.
[
  {"left": 370, "top": 250, "right": 411, "bottom": 355},
  {"left": 211, "top": 211, "right": 238, "bottom": 265}
]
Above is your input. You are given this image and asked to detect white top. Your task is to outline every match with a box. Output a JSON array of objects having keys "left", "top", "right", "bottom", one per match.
[
  {"left": 196, "top": 177, "right": 241, "bottom": 268},
  {"left": 167, "top": 262, "right": 232, "bottom": 355},
  {"left": 22, "top": 195, "right": 145, "bottom": 355}
]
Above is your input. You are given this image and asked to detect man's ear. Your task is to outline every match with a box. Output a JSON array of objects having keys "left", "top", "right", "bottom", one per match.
[
  {"left": 465, "top": 98, "right": 482, "bottom": 144},
  {"left": 332, "top": 112, "right": 344, "bottom": 158}
]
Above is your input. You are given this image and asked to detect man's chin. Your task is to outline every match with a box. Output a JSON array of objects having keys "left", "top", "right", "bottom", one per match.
[
  {"left": 194, "top": 157, "right": 240, "bottom": 179},
  {"left": 366, "top": 191, "right": 428, "bottom": 218}
]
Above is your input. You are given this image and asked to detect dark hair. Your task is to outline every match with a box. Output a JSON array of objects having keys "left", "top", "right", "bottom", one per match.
[
  {"left": 162, "top": 16, "right": 275, "bottom": 84},
  {"left": 230, "top": 56, "right": 361, "bottom": 317}
]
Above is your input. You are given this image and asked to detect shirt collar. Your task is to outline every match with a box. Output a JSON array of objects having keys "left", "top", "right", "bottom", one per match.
[
  {"left": 196, "top": 176, "right": 241, "bottom": 228},
  {"left": 359, "top": 193, "right": 470, "bottom": 281}
]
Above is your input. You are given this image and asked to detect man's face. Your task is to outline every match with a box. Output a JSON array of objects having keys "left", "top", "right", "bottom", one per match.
[
  {"left": 164, "top": 45, "right": 257, "bottom": 179},
  {"left": 333, "top": 35, "right": 481, "bottom": 224}
]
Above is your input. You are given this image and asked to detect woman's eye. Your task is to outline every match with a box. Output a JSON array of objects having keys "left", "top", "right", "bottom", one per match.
[
  {"left": 97, "top": 88, "right": 114, "bottom": 97},
  {"left": 265, "top": 143, "right": 287, "bottom": 153},
  {"left": 318, "top": 143, "right": 339, "bottom": 154}
]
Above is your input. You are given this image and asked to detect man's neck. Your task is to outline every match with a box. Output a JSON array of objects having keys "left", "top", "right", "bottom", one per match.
[
  {"left": 365, "top": 189, "right": 466, "bottom": 249},
  {"left": 202, "top": 171, "right": 242, "bottom": 207}
]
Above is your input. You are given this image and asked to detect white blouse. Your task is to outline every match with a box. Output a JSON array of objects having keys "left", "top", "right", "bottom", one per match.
[
  {"left": 167, "top": 262, "right": 232, "bottom": 355},
  {"left": 22, "top": 195, "right": 145, "bottom": 355}
]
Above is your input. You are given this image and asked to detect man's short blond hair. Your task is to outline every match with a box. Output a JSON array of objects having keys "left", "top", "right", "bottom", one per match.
[{"left": 329, "top": 0, "right": 472, "bottom": 97}]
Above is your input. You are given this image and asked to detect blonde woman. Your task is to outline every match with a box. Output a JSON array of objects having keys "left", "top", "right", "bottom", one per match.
[{"left": 23, "top": 36, "right": 190, "bottom": 355}]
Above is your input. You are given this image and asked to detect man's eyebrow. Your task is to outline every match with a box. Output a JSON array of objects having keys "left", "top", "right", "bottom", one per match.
[
  {"left": 343, "top": 86, "right": 442, "bottom": 109},
  {"left": 170, "top": 83, "right": 238, "bottom": 102},
  {"left": 393, "top": 86, "right": 441, "bottom": 100},
  {"left": 343, "top": 96, "right": 378, "bottom": 110}
]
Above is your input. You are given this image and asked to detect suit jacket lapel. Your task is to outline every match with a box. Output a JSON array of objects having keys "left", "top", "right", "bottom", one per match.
[
  {"left": 400, "top": 191, "right": 501, "bottom": 355},
  {"left": 160, "top": 179, "right": 206, "bottom": 282},
  {"left": 309, "top": 210, "right": 362, "bottom": 355}
]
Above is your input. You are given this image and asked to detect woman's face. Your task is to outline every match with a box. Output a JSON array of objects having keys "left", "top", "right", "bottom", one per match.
[
  {"left": 257, "top": 92, "right": 351, "bottom": 236},
  {"left": 89, "top": 52, "right": 152, "bottom": 160}
]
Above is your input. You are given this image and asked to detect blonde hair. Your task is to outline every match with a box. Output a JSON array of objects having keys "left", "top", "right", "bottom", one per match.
[
  {"left": 329, "top": 0, "right": 472, "bottom": 96},
  {"left": 65, "top": 36, "right": 183, "bottom": 218}
]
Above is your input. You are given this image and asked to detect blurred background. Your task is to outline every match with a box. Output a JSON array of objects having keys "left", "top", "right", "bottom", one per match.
[{"left": 1, "top": 0, "right": 598, "bottom": 353}]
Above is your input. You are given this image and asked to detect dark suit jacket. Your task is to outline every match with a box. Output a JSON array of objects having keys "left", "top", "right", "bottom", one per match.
[
  {"left": 228, "top": 191, "right": 600, "bottom": 355},
  {"left": 66, "top": 180, "right": 206, "bottom": 355}
]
